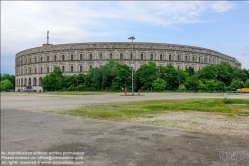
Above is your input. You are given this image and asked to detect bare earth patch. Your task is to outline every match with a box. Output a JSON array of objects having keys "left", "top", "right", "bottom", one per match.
[
  {"left": 130, "top": 111, "right": 249, "bottom": 138},
  {"left": 24, "top": 104, "right": 249, "bottom": 139}
]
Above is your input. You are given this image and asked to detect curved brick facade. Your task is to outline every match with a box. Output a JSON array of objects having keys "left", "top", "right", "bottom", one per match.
[{"left": 15, "top": 42, "right": 241, "bottom": 91}]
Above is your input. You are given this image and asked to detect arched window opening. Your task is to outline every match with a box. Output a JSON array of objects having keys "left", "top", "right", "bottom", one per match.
[
  {"left": 150, "top": 54, "right": 153, "bottom": 60},
  {"left": 99, "top": 53, "right": 102, "bottom": 60},
  {"left": 33, "top": 77, "right": 37, "bottom": 86},
  {"left": 39, "top": 77, "right": 42, "bottom": 86},
  {"left": 140, "top": 54, "right": 143, "bottom": 60}
]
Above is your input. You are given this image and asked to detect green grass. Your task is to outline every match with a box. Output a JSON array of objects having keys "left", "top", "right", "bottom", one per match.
[{"left": 47, "top": 98, "right": 249, "bottom": 121}]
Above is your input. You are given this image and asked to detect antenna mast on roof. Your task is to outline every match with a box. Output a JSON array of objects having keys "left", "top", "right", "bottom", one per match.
[{"left": 47, "top": 30, "right": 49, "bottom": 44}]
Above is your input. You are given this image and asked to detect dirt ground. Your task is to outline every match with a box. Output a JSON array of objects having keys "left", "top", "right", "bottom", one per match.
[{"left": 1, "top": 92, "right": 249, "bottom": 166}]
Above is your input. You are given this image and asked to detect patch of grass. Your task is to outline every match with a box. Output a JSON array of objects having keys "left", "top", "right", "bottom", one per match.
[
  {"left": 49, "top": 98, "right": 249, "bottom": 121},
  {"left": 223, "top": 98, "right": 249, "bottom": 104}
]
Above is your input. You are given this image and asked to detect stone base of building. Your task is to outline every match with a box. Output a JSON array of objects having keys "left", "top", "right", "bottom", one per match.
[{"left": 15, "top": 86, "right": 43, "bottom": 92}]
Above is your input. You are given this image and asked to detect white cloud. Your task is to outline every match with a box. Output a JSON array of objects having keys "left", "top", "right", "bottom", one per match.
[{"left": 210, "top": 1, "right": 234, "bottom": 12}]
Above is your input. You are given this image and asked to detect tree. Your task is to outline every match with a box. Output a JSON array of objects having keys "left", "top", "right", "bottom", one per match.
[
  {"left": 185, "top": 66, "right": 195, "bottom": 76},
  {"left": 228, "top": 79, "right": 244, "bottom": 91},
  {"left": 0, "top": 80, "right": 14, "bottom": 91},
  {"left": 41, "top": 67, "right": 63, "bottom": 91},
  {"left": 245, "top": 79, "right": 249, "bottom": 88},
  {"left": 216, "top": 62, "right": 233, "bottom": 86},
  {"left": 152, "top": 78, "right": 167, "bottom": 91},
  {"left": 196, "top": 64, "right": 218, "bottom": 80},
  {"left": 232, "top": 67, "right": 248, "bottom": 82},
  {"left": 159, "top": 63, "right": 179, "bottom": 90},
  {"left": 135, "top": 62, "right": 157, "bottom": 90},
  {"left": 1, "top": 74, "right": 15, "bottom": 87},
  {"left": 111, "top": 62, "right": 131, "bottom": 91},
  {"left": 184, "top": 75, "right": 199, "bottom": 91},
  {"left": 205, "top": 79, "right": 225, "bottom": 92},
  {"left": 179, "top": 84, "right": 187, "bottom": 91}
]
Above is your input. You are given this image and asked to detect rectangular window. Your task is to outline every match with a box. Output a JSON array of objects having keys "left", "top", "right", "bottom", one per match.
[
  {"left": 99, "top": 53, "right": 102, "bottom": 60},
  {"left": 130, "top": 53, "right": 133, "bottom": 60},
  {"left": 140, "top": 54, "right": 143, "bottom": 60},
  {"left": 110, "top": 53, "right": 112, "bottom": 60},
  {"left": 71, "top": 54, "right": 73, "bottom": 61},
  {"left": 150, "top": 54, "right": 153, "bottom": 60},
  {"left": 80, "top": 65, "right": 83, "bottom": 72},
  {"left": 47, "top": 67, "right": 49, "bottom": 73},
  {"left": 160, "top": 54, "right": 162, "bottom": 61},
  {"left": 71, "top": 66, "right": 73, "bottom": 72},
  {"left": 90, "top": 54, "right": 92, "bottom": 60},
  {"left": 62, "top": 66, "right": 64, "bottom": 72},
  {"left": 80, "top": 54, "right": 83, "bottom": 60}
]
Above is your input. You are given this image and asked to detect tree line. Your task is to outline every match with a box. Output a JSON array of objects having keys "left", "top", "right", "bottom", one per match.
[
  {"left": 0, "top": 74, "right": 15, "bottom": 91},
  {"left": 41, "top": 61, "right": 249, "bottom": 92}
]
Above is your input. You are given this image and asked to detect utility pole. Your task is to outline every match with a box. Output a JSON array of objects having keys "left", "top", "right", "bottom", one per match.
[{"left": 128, "top": 36, "right": 136, "bottom": 95}]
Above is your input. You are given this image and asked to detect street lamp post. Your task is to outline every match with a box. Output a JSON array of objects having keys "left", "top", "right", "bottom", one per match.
[{"left": 128, "top": 36, "right": 135, "bottom": 95}]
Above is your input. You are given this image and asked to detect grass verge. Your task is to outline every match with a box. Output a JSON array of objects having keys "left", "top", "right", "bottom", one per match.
[{"left": 47, "top": 98, "right": 249, "bottom": 121}]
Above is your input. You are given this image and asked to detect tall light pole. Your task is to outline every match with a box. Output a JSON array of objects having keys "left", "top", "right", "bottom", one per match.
[{"left": 128, "top": 36, "right": 135, "bottom": 95}]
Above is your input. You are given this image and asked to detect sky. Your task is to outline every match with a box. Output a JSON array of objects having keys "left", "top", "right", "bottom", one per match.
[{"left": 1, "top": 1, "right": 249, "bottom": 75}]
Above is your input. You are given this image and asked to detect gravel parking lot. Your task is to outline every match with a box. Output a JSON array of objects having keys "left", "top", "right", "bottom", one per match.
[{"left": 1, "top": 92, "right": 249, "bottom": 166}]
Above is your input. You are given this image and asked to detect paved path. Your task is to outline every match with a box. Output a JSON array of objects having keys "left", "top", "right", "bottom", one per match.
[{"left": 1, "top": 93, "right": 249, "bottom": 166}]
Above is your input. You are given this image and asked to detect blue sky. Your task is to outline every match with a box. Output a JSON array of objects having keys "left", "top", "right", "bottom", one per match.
[{"left": 1, "top": 1, "right": 249, "bottom": 75}]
